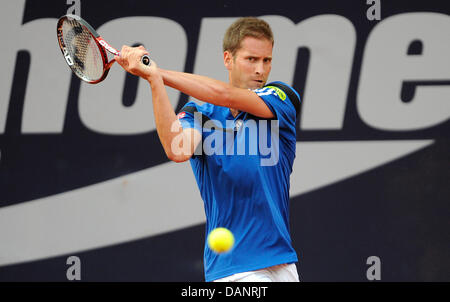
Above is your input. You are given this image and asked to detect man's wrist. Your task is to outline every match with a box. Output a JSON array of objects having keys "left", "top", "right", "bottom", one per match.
[{"left": 146, "top": 71, "right": 163, "bottom": 85}]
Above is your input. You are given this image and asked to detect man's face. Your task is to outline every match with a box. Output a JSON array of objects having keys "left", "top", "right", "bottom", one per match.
[{"left": 224, "top": 36, "right": 273, "bottom": 90}]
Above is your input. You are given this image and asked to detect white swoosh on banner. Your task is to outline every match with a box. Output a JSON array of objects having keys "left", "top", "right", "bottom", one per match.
[{"left": 0, "top": 140, "right": 433, "bottom": 266}]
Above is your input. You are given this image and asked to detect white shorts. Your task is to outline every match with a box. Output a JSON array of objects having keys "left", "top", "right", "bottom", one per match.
[{"left": 213, "top": 263, "right": 300, "bottom": 282}]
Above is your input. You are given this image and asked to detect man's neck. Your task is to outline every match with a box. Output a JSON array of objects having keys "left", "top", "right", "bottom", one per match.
[
  {"left": 228, "top": 79, "right": 241, "bottom": 118},
  {"left": 229, "top": 108, "right": 240, "bottom": 118}
]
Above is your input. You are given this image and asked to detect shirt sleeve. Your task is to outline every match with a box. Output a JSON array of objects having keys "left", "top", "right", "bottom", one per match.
[
  {"left": 252, "top": 84, "right": 298, "bottom": 129},
  {"left": 176, "top": 102, "right": 203, "bottom": 133}
]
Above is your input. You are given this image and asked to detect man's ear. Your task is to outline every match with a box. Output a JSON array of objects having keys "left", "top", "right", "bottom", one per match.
[{"left": 224, "top": 51, "right": 233, "bottom": 71}]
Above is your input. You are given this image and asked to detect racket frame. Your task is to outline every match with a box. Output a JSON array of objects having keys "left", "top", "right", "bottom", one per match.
[{"left": 57, "top": 14, "right": 136, "bottom": 84}]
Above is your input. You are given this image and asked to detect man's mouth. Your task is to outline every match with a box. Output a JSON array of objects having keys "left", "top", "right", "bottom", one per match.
[{"left": 247, "top": 79, "right": 265, "bottom": 90}]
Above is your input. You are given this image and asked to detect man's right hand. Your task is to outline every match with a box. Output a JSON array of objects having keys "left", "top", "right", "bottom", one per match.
[{"left": 114, "top": 45, "right": 160, "bottom": 83}]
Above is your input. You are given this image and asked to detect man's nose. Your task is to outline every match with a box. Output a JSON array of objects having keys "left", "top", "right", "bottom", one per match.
[{"left": 255, "top": 61, "right": 264, "bottom": 75}]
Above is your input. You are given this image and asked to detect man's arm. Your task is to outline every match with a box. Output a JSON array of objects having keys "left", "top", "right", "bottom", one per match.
[
  {"left": 159, "top": 69, "right": 274, "bottom": 119},
  {"left": 115, "top": 46, "right": 201, "bottom": 163},
  {"left": 148, "top": 74, "right": 202, "bottom": 162}
]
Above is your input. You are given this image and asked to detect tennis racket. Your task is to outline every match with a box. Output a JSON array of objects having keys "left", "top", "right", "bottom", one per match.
[{"left": 57, "top": 14, "right": 150, "bottom": 84}]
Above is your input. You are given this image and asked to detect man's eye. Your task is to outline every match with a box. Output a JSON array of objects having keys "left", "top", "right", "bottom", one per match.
[{"left": 248, "top": 57, "right": 255, "bottom": 62}]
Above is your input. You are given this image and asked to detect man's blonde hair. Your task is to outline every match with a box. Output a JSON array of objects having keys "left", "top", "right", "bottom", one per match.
[{"left": 223, "top": 17, "right": 274, "bottom": 56}]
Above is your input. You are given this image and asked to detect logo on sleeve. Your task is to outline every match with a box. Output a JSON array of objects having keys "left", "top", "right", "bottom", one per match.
[
  {"left": 177, "top": 112, "right": 186, "bottom": 119},
  {"left": 265, "top": 86, "right": 286, "bottom": 101},
  {"left": 253, "top": 86, "right": 286, "bottom": 101}
]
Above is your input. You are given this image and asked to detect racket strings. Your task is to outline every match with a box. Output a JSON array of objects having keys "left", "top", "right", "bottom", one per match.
[{"left": 61, "top": 19, "right": 104, "bottom": 82}]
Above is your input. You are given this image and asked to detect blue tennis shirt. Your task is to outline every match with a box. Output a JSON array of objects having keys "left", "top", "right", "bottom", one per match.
[{"left": 178, "top": 81, "right": 300, "bottom": 281}]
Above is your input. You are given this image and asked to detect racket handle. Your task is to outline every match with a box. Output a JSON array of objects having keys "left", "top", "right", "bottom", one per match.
[{"left": 141, "top": 55, "right": 151, "bottom": 66}]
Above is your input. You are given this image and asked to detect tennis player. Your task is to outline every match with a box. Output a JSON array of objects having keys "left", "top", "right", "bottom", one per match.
[{"left": 115, "top": 17, "right": 301, "bottom": 282}]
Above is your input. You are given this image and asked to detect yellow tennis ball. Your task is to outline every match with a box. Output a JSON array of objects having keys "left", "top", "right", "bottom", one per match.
[{"left": 207, "top": 227, "right": 235, "bottom": 254}]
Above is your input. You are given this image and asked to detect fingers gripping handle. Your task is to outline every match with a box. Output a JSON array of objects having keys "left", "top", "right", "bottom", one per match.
[
  {"left": 141, "top": 55, "right": 151, "bottom": 66},
  {"left": 115, "top": 52, "right": 151, "bottom": 66}
]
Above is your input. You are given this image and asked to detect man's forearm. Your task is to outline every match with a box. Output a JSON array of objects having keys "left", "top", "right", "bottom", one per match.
[
  {"left": 158, "top": 68, "right": 274, "bottom": 119},
  {"left": 148, "top": 74, "right": 184, "bottom": 160},
  {"left": 159, "top": 69, "right": 233, "bottom": 108}
]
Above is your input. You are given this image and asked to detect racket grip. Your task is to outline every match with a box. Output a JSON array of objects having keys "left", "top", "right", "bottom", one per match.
[{"left": 141, "top": 55, "right": 151, "bottom": 66}]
